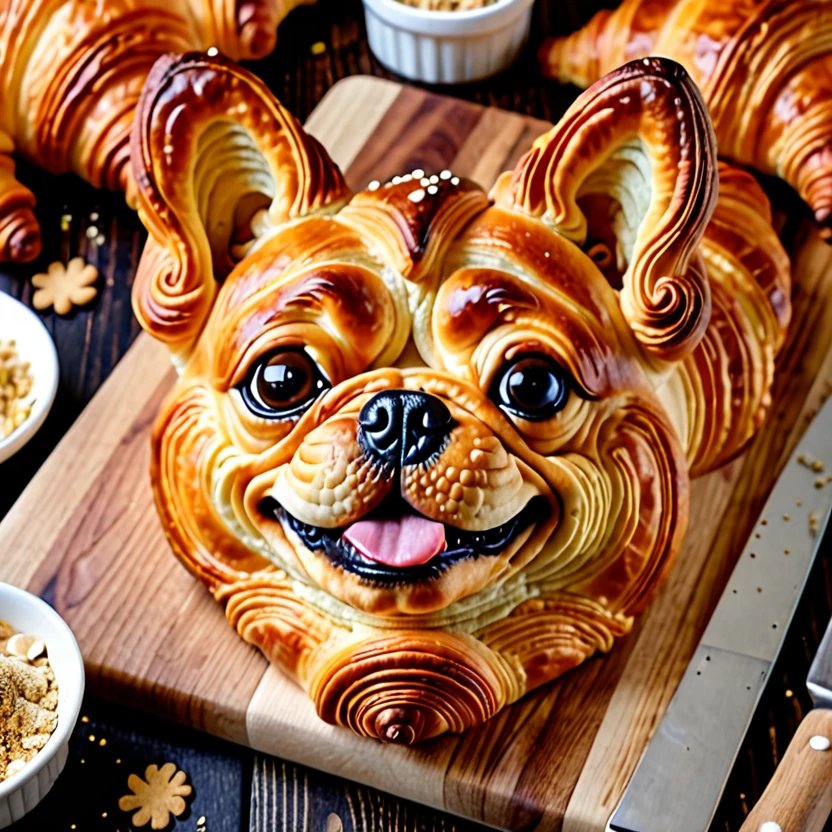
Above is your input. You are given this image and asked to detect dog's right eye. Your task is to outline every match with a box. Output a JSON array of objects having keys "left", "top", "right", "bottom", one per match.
[
  {"left": 238, "top": 348, "right": 330, "bottom": 420},
  {"left": 490, "top": 353, "right": 570, "bottom": 422}
]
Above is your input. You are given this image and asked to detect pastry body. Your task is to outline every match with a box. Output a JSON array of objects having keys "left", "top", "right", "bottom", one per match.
[
  {"left": 0, "top": 0, "right": 310, "bottom": 262},
  {"left": 541, "top": 0, "right": 832, "bottom": 238},
  {"left": 133, "top": 54, "right": 790, "bottom": 743}
]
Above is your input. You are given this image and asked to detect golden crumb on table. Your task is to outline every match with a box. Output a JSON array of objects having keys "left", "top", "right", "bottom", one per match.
[
  {"left": 0, "top": 339, "right": 34, "bottom": 439},
  {"left": 395, "top": 0, "right": 497, "bottom": 8},
  {"left": 810, "top": 512, "right": 821, "bottom": 536}
]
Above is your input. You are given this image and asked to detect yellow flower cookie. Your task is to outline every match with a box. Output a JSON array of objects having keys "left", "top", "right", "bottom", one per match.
[
  {"left": 31, "top": 257, "right": 98, "bottom": 315},
  {"left": 118, "top": 762, "right": 192, "bottom": 829}
]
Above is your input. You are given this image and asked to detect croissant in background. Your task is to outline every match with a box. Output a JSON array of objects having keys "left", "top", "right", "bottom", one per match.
[
  {"left": 540, "top": 0, "right": 832, "bottom": 239},
  {"left": 0, "top": 0, "right": 311, "bottom": 263},
  {"left": 131, "top": 53, "right": 789, "bottom": 743}
]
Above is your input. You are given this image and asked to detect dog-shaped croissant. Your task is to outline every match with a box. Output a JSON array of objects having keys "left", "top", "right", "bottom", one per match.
[
  {"left": 0, "top": 0, "right": 310, "bottom": 263},
  {"left": 540, "top": 0, "right": 832, "bottom": 239},
  {"left": 131, "top": 53, "right": 790, "bottom": 744}
]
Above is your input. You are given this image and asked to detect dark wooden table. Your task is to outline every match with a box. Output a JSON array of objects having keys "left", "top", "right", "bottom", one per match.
[{"left": 0, "top": 1, "right": 612, "bottom": 828}]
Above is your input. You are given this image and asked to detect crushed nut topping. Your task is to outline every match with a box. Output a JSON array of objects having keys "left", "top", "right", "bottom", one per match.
[
  {"left": 0, "top": 619, "right": 59, "bottom": 782},
  {"left": 0, "top": 340, "right": 34, "bottom": 440}
]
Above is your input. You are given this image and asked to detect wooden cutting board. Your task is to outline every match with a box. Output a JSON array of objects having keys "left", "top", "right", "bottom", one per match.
[{"left": 3, "top": 76, "right": 832, "bottom": 832}]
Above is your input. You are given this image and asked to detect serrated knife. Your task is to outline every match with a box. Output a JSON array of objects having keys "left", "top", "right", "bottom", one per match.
[
  {"left": 609, "top": 395, "right": 832, "bottom": 832},
  {"left": 738, "top": 616, "right": 832, "bottom": 832}
]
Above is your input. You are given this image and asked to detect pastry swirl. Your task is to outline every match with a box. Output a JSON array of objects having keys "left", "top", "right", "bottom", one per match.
[
  {"left": 133, "top": 54, "right": 791, "bottom": 742},
  {"left": 0, "top": 0, "right": 310, "bottom": 261},
  {"left": 540, "top": 0, "right": 832, "bottom": 239}
]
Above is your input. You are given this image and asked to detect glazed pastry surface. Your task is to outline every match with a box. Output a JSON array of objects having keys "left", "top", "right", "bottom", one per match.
[
  {"left": 540, "top": 0, "right": 832, "bottom": 239},
  {"left": 0, "top": 0, "right": 310, "bottom": 261},
  {"left": 132, "top": 53, "right": 791, "bottom": 743}
]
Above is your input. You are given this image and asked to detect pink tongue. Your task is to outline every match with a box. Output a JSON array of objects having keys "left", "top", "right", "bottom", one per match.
[{"left": 344, "top": 515, "right": 446, "bottom": 568}]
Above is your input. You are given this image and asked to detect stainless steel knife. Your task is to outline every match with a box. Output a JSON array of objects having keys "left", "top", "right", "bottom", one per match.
[
  {"left": 738, "top": 615, "right": 832, "bottom": 832},
  {"left": 608, "top": 395, "right": 832, "bottom": 832}
]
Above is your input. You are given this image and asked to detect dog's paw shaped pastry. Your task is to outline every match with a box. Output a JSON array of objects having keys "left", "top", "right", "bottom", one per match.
[
  {"left": 132, "top": 54, "right": 791, "bottom": 742},
  {"left": 31, "top": 257, "right": 98, "bottom": 315}
]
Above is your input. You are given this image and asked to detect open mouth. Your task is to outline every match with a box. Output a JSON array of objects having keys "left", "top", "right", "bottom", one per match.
[{"left": 258, "top": 494, "right": 550, "bottom": 583}]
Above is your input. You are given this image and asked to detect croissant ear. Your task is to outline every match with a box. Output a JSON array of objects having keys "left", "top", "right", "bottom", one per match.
[
  {"left": 495, "top": 57, "right": 718, "bottom": 364},
  {"left": 0, "top": 133, "right": 40, "bottom": 263},
  {"left": 131, "top": 52, "right": 350, "bottom": 364}
]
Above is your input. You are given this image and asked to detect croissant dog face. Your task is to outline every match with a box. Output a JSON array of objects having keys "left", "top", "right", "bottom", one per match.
[
  {"left": 168, "top": 193, "right": 676, "bottom": 620},
  {"left": 132, "top": 54, "right": 788, "bottom": 743}
]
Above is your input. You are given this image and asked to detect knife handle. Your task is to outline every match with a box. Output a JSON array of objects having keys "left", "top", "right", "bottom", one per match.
[{"left": 740, "top": 708, "right": 832, "bottom": 832}]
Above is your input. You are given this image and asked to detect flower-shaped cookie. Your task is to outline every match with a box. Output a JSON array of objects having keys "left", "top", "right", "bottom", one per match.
[
  {"left": 118, "top": 762, "right": 192, "bottom": 829},
  {"left": 31, "top": 257, "right": 98, "bottom": 315}
]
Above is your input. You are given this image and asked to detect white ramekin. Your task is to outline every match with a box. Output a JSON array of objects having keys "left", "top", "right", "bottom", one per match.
[
  {"left": 362, "top": 0, "right": 535, "bottom": 84},
  {"left": 0, "top": 583, "right": 84, "bottom": 827},
  {"left": 0, "top": 292, "right": 59, "bottom": 465}
]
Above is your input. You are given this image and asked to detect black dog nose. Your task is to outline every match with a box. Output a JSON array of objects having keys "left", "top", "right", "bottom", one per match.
[{"left": 358, "top": 390, "right": 453, "bottom": 467}]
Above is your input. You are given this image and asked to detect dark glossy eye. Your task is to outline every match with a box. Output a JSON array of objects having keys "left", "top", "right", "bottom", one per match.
[
  {"left": 490, "top": 353, "right": 569, "bottom": 421},
  {"left": 239, "top": 348, "right": 330, "bottom": 419}
]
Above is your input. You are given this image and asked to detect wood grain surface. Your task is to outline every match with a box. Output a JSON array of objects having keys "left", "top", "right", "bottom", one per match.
[
  {"left": 250, "top": 754, "right": 486, "bottom": 832},
  {"left": 2, "top": 74, "right": 832, "bottom": 832}
]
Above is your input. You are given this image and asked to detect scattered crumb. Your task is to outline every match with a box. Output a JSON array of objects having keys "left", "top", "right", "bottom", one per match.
[
  {"left": 810, "top": 512, "right": 821, "bottom": 536},
  {"left": 798, "top": 453, "right": 827, "bottom": 474}
]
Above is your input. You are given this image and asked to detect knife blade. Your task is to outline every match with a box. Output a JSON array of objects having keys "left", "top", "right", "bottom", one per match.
[
  {"left": 609, "top": 395, "right": 832, "bottom": 832},
  {"left": 737, "top": 617, "right": 832, "bottom": 832}
]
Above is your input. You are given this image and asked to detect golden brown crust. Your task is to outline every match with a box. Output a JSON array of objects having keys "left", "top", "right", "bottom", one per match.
[
  {"left": 672, "top": 163, "right": 791, "bottom": 475},
  {"left": 309, "top": 631, "right": 520, "bottom": 744},
  {"left": 218, "top": 573, "right": 334, "bottom": 676},
  {"left": 540, "top": 0, "right": 832, "bottom": 237},
  {"left": 497, "top": 58, "right": 717, "bottom": 364},
  {"left": 0, "top": 133, "right": 40, "bottom": 262},
  {"left": 0, "top": 0, "right": 307, "bottom": 262},
  {"left": 131, "top": 54, "right": 349, "bottom": 362},
  {"left": 133, "top": 57, "right": 790, "bottom": 743},
  {"left": 480, "top": 594, "right": 631, "bottom": 691}
]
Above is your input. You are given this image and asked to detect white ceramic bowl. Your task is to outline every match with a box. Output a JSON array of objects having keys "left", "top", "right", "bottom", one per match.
[
  {"left": 362, "top": 0, "right": 534, "bottom": 84},
  {"left": 0, "top": 583, "right": 84, "bottom": 827},
  {"left": 0, "top": 292, "right": 59, "bottom": 464}
]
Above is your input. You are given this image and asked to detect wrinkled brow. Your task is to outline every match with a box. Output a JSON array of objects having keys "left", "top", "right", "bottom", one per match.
[
  {"left": 207, "top": 219, "right": 399, "bottom": 387},
  {"left": 436, "top": 210, "right": 641, "bottom": 397},
  {"left": 212, "top": 217, "right": 371, "bottom": 314}
]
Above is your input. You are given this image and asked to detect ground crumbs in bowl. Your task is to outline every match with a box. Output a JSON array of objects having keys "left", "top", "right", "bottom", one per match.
[
  {"left": 0, "top": 340, "right": 34, "bottom": 440},
  {"left": 395, "top": 0, "right": 497, "bottom": 9},
  {"left": 0, "top": 620, "right": 58, "bottom": 782}
]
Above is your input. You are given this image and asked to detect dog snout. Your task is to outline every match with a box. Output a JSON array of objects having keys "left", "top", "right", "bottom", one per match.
[{"left": 358, "top": 390, "right": 454, "bottom": 467}]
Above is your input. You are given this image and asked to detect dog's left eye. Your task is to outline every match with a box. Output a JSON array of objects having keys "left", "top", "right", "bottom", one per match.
[
  {"left": 239, "top": 348, "right": 331, "bottom": 419},
  {"left": 490, "top": 353, "right": 570, "bottom": 421}
]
